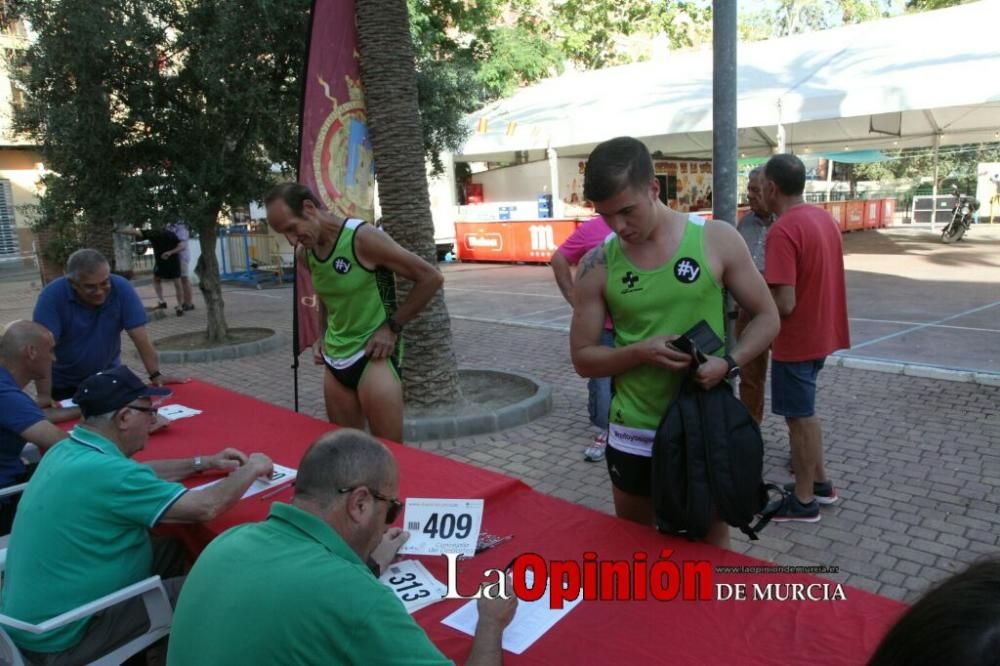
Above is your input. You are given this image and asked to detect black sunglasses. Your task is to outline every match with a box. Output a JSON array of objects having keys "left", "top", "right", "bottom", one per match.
[
  {"left": 124, "top": 404, "right": 158, "bottom": 416},
  {"left": 338, "top": 486, "right": 402, "bottom": 524}
]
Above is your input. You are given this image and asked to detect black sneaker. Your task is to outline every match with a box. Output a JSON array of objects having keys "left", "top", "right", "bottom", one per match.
[
  {"left": 782, "top": 480, "right": 838, "bottom": 505},
  {"left": 155, "top": 301, "right": 168, "bottom": 309},
  {"left": 770, "top": 494, "right": 820, "bottom": 523},
  {"left": 182, "top": 303, "right": 195, "bottom": 311},
  {"left": 175, "top": 306, "right": 184, "bottom": 317}
]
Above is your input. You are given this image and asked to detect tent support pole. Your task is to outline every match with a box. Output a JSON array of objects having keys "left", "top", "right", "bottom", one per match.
[
  {"left": 931, "top": 132, "right": 941, "bottom": 231},
  {"left": 827, "top": 159, "right": 834, "bottom": 201},
  {"left": 547, "top": 147, "right": 561, "bottom": 219}
]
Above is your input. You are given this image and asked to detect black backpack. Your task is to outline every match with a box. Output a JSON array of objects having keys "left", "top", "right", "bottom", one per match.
[{"left": 651, "top": 374, "right": 782, "bottom": 541}]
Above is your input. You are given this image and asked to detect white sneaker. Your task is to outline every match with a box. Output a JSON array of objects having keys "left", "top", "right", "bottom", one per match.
[{"left": 584, "top": 432, "right": 607, "bottom": 462}]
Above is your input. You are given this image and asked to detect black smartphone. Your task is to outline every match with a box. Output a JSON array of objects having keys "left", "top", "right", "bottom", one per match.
[
  {"left": 669, "top": 335, "right": 694, "bottom": 354},
  {"left": 669, "top": 335, "right": 708, "bottom": 365}
]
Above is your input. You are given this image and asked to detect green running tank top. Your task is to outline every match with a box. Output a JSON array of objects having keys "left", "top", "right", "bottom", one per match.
[
  {"left": 308, "top": 219, "right": 398, "bottom": 363},
  {"left": 604, "top": 215, "right": 725, "bottom": 457}
]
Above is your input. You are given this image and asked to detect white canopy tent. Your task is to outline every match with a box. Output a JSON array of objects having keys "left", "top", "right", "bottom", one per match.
[{"left": 456, "top": 1, "right": 1000, "bottom": 166}]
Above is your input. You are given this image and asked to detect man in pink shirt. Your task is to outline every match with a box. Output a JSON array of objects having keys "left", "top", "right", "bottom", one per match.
[
  {"left": 762, "top": 154, "right": 851, "bottom": 523},
  {"left": 551, "top": 215, "right": 614, "bottom": 461}
]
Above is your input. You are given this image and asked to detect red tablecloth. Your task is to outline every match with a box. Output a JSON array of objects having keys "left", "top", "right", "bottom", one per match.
[{"left": 136, "top": 380, "right": 905, "bottom": 665}]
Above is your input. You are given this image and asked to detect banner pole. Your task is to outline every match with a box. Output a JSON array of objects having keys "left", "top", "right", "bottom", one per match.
[{"left": 291, "top": 0, "right": 319, "bottom": 413}]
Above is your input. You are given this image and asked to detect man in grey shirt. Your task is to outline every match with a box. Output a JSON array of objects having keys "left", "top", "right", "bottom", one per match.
[{"left": 736, "top": 167, "right": 775, "bottom": 424}]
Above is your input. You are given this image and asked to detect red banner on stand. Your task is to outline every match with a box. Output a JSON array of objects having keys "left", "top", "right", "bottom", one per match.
[{"left": 295, "top": 0, "right": 374, "bottom": 355}]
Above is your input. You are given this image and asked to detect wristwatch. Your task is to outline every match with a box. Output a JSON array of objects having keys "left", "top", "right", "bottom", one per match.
[
  {"left": 386, "top": 317, "right": 403, "bottom": 335},
  {"left": 723, "top": 354, "right": 741, "bottom": 380},
  {"left": 149, "top": 370, "right": 162, "bottom": 381},
  {"left": 193, "top": 456, "right": 204, "bottom": 473}
]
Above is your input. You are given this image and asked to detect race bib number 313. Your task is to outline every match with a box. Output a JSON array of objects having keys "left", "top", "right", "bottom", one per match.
[
  {"left": 398, "top": 498, "right": 484, "bottom": 557},
  {"left": 378, "top": 560, "right": 448, "bottom": 614}
]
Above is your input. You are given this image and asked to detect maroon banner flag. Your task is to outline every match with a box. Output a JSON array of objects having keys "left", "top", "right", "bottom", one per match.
[{"left": 295, "top": 0, "right": 375, "bottom": 356}]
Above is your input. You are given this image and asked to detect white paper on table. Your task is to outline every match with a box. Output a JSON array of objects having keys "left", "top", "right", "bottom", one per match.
[
  {"left": 441, "top": 572, "right": 583, "bottom": 655},
  {"left": 398, "top": 498, "right": 484, "bottom": 557},
  {"left": 58, "top": 398, "right": 77, "bottom": 408},
  {"left": 189, "top": 463, "right": 297, "bottom": 500},
  {"left": 157, "top": 404, "right": 203, "bottom": 421},
  {"left": 379, "top": 559, "right": 448, "bottom": 614}
]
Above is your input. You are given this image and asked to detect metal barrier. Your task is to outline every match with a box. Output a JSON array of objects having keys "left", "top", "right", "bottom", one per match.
[
  {"left": 132, "top": 240, "right": 156, "bottom": 273},
  {"left": 218, "top": 225, "right": 293, "bottom": 287},
  {"left": 0, "top": 249, "right": 39, "bottom": 282},
  {"left": 910, "top": 195, "right": 960, "bottom": 228}
]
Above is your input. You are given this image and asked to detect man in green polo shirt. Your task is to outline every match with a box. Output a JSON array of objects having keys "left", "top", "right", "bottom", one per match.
[
  {"left": 168, "top": 429, "right": 517, "bottom": 666},
  {"left": 0, "top": 365, "right": 274, "bottom": 665}
]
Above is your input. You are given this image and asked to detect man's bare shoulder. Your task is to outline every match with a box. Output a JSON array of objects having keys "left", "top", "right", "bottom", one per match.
[
  {"left": 704, "top": 218, "right": 745, "bottom": 249},
  {"left": 576, "top": 243, "right": 608, "bottom": 282}
]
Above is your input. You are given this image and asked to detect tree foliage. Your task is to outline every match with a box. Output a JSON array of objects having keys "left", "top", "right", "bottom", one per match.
[
  {"left": 904, "top": 0, "right": 969, "bottom": 11},
  {"left": 854, "top": 143, "right": 1000, "bottom": 192},
  {"left": 8, "top": 0, "right": 310, "bottom": 340},
  {"left": 408, "top": 0, "right": 713, "bottom": 168},
  {"left": 541, "top": 0, "right": 712, "bottom": 70},
  {"left": 739, "top": 0, "right": 896, "bottom": 41},
  {"left": 408, "top": 0, "right": 564, "bottom": 171}
]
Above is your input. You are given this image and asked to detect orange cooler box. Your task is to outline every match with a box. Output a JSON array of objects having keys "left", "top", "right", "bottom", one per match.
[
  {"left": 863, "top": 201, "right": 880, "bottom": 229},
  {"left": 845, "top": 201, "right": 865, "bottom": 231},
  {"left": 827, "top": 202, "right": 847, "bottom": 232},
  {"left": 455, "top": 219, "right": 580, "bottom": 263},
  {"left": 880, "top": 199, "right": 896, "bottom": 227}
]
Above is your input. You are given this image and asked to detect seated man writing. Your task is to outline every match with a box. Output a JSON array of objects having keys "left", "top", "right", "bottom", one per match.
[
  {"left": 0, "top": 365, "right": 274, "bottom": 665},
  {"left": 168, "top": 429, "right": 517, "bottom": 666},
  {"left": 0, "top": 321, "right": 79, "bottom": 533},
  {"left": 32, "top": 248, "right": 187, "bottom": 404}
]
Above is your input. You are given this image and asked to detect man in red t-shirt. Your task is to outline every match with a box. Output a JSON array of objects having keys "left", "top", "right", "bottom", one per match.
[{"left": 762, "top": 154, "right": 850, "bottom": 523}]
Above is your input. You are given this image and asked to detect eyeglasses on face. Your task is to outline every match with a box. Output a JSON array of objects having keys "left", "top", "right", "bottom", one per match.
[
  {"left": 125, "top": 404, "right": 159, "bottom": 418},
  {"left": 337, "top": 486, "right": 402, "bottom": 524},
  {"left": 71, "top": 278, "right": 111, "bottom": 294}
]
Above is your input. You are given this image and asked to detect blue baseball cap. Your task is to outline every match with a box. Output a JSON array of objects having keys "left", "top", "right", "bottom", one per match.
[{"left": 74, "top": 366, "right": 172, "bottom": 418}]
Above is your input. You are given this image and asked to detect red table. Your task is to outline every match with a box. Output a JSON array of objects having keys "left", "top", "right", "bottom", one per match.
[{"left": 137, "top": 381, "right": 905, "bottom": 665}]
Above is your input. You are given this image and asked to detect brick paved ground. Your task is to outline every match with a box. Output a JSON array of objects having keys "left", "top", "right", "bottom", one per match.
[{"left": 2, "top": 229, "right": 998, "bottom": 603}]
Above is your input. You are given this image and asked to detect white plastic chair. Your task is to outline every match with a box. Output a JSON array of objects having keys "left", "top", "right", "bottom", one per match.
[
  {"left": 0, "top": 555, "right": 173, "bottom": 666},
  {"left": 0, "top": 484, "right": 27, "bottom": 553}
]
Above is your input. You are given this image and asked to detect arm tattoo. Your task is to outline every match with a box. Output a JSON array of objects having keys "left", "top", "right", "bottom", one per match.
[{"left": 576, "top": 245, "right": 607, "bottom": 282}]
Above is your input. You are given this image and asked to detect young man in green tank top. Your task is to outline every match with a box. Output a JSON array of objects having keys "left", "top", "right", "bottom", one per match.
[
  {"left": 264, "top": 183, "right": 443, "bottom": 442},
  {"left": 570, "top": 137, "right": 779, "bottom": 549}
]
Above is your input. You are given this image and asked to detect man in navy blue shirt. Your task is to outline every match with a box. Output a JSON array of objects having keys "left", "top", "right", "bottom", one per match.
[
  {"left": 32, "top": 249, "right": 187, "bottom": 405},
  {"left": 0, "top": 321, "right": 78, "bottom": 533}
]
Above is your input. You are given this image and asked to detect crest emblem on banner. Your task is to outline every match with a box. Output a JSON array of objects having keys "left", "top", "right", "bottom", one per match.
[{"left": 312, "top": 75, "right": 375, "bottom": 221}]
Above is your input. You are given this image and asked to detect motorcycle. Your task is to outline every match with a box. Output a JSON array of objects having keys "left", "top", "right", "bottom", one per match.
[{"left": 940, "top": 187, "right": 980, "bottom": 244}]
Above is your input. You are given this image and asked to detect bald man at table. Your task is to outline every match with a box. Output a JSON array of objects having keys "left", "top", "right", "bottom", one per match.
[{"left": 168, "top": 429, "right": 518, "bottom": 666}]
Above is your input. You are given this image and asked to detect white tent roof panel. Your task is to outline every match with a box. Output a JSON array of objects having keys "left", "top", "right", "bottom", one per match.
[{"left": 457, "top": 1, "right": 1000, "bottom": 161}]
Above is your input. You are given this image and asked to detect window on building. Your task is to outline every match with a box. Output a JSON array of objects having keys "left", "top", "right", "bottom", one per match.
[
  {"left": 0, "top": 179, "right": 20, "bottom": 257},
  {"left": 656, "top": 174, "right": 677, "bottom": 203}
]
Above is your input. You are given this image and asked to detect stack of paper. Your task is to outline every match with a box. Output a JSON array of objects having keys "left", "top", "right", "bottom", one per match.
[
  {"left": 442, "top": 572, "right": 583, "bottom": 654},
  {"left": 158, "top": 404, "right": 203, "bottom": 421},
  {"left": 190, "top": 462, "right": 297, "bottom": 500}
]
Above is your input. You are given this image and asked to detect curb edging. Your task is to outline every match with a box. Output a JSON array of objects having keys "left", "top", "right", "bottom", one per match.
[
  {"left": 404, "top": 368, "right": 552, "bottom": 442},
  {"left": 155, "top": 330, "right": 283, "bottom": 364}
]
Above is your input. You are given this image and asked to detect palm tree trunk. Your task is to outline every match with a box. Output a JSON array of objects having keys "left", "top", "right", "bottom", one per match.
[{"left": 356, "top": 0, "right": 462, "bottom": 408}]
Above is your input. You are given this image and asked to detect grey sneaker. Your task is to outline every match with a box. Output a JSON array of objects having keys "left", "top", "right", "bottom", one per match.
[
  {"left": 770, "top": 494, "right": 821, "bottom": 523},
  {"left": 782, "top": 480, "right": 839, "bottom": 505},
  {"left": 584, "top": 432, "right": 607, "bottom": 462}
]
